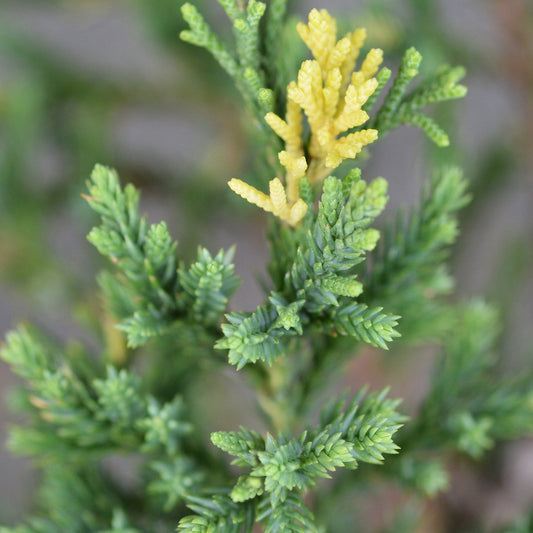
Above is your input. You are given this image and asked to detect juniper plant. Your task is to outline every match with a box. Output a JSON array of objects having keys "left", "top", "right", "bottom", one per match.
[{"left": 1, "top": 3, "right": 532, "bottom": 533}]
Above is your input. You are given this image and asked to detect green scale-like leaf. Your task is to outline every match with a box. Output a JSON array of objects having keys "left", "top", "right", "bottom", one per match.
[
  {"left": 179, "top": 247, "right": 240, "bottom": 326},
  {"left": 361, "top": 167, "right": 470, "bottom": 342},
  {"left": 148, "top": 457, "right": 203, "bottom": 511},
  {"left": 178, "top": 493, "right": 255, "bottom": 533},
  {"left": 409, "top": 301, "right": 533, "bottom": 459},
  {"left": 217, "top": 170, "right": 401, "bottom": 368},
  {"left": 210, "top": 389, "right": 405, "bottom": 508},
  {"left": 259, "top": 493, "right": 318, "bottom": 533},
  {"left": 86, "top": 165, "right": 180, "bottom": 317},
  {"left": 216, "top": 303, "right": 296, "bottom": 370},
  {"left": 368, "top": 47, "right": 467, "bottom": 146},
  {"left": 180, "top": 0, "right": 275, "bottom": 123},
  {"left": 86, "top": 165, "right": 240, "bottom": 348}
]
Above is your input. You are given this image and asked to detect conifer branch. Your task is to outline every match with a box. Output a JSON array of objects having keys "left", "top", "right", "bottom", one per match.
[
  {"left": 180, "top": 1, "right": 274, "bottom": 123},
  {"left": 178, "top": 390, "right": 404, "bottom": 531},
  {"left": 177, "top": 492, "right": 255, "bottom": 533},
  {"left": 210, "top": 389, "right": 405, "bottom": 507},
  {"left": 264, "top": 0, "right": 289, "bottom": 89},
  {"left": 148, "top": 457, "right": 204, "bottom": 512},
  {"left": 258, "top": 493, "right": 318, "bottom": 533},
  {"left": 85, "top": 164, "right": 179, "bottom": 317},
  {"left": 3, "top": 5, "right": 532, "bottom": 533},
  {"left": 1, "top": 327, "right": 193, "bottom": 458},
  {"left": 406, "top": 301, "right": 533, "bottom": 458},
  {"left": 0, "top": 464, "right": 135, "bottom": 533},
  {"left": 85, "top": 165, "right": 239, "bottom": 347},
  {"left": 362, "top": 166, "right": 470, "bottom": 342},
  {"left": 180, "top": 3, "right": 239, "bottom": 78},
  {"left": 218, "top": 170, "right": 400, "bottom": 368},
  {"left": 368, "top": 48, "right": 467, "bottom": 146},
  {"left": 178, "top": 247, "right": 240, "bottom": 327}
]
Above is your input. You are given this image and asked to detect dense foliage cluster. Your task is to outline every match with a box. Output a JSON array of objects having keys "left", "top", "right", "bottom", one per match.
[{"left": 1, "top": 1, "right": 532, "bottom": 532}]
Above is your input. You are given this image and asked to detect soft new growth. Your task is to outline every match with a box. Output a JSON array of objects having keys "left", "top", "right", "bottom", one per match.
[{"left": 229, "top": 8, "right": 382, "bottom": 226}]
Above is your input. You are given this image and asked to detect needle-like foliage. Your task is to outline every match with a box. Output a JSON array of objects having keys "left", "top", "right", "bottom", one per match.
[
  {"left": 85, "top": 164, "right": 239, "bottom": 347},
  {"left": 1, "top": 3, "right": 531, "bottom": 533}
]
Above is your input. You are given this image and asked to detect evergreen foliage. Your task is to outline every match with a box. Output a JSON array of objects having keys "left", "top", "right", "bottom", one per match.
[
  {"left": 407, "top": 301, "right": 533, "bottom": 458},
  {"left": 217, "top": 171, "right": 401, "bottom": 370},
  {"left": 362, "top": 166, "right": 471, "bottom": 341},
  {"left": 1, "top": 327, "right": 193, "bottom": 457},
  {"left": 180, "top": 4, "right": 466, "bottom": 152},
  {"left": 86, "top": 164, "right": 239, "bottom": 348},
  {"left": 208, "top": 389, "right": 404, "bottom": 508},
  {"left": 368, "top": 48, "right": 467, "bottom": 146},
  {"left": 1, "top": 2, "right": 532, "bottom": 533},
  {"left": 180, "top": 1, "right": 275, "bottom": 125}
]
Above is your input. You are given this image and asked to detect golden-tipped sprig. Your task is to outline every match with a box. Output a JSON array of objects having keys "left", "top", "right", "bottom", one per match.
[{"left": 229, "top": 8, "right": 383, "bottom": 227}]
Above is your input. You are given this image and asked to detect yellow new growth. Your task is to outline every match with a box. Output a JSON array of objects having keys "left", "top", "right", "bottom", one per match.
[
  {"left": 290, "top": 8, "right": 381, "bottom": 179},
  {"left": 228, "top": 178, "right": 308, "bottom": 227},
  {"left": 228, "top": 8, "right": 383, "bottom": 227}
]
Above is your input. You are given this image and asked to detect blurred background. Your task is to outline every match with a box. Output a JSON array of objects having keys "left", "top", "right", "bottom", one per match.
[{"left": 0, "top": 0, "right": 532, "bottom": 530}]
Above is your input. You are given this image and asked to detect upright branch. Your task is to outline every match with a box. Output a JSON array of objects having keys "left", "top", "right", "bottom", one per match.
[{"left": 2, "top": 4, "right": 532, "bottom": 533}]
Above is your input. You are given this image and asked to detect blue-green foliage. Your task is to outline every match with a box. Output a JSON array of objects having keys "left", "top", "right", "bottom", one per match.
[
  {"left": 179, "top": 0, "right": 285, "bottom": 181},
  {"left": 139, "top": 396, "right": 192, "bottom": 455},
  {"left": 393, "top": 456, "right": 449, "bottom": 497},
  {"left": 181, "top": 5, "right": 467, "bottom": 153},
  {"left": 0, "top": 326, "right": 202, "bottom": 529},
  {"left": 2, "top": 3, "right": 533, "bottom": 533},
  {"left": 217, "top": 170, "right": 400, "bottom": 369},
  {"left": 175, "top": 390, "right": 404, "bottom": 532},
  {"left": 177, "top": 491, "right": 318, "bottom": 533},
  {"left": 94, "top": 367, "right": 146, "bottom": 429},
  {"left": 177, "top": 493, "right": 255, "bottom": 533},
  {"left": 415, "top": 301, "right": 533, "bottom": 458},
  {"left": 216, "top": 296, "right": 303, "bottom": 369},
  {"left": 0, "top": 463, "right": 130, "bottom": 533},
  {"left": 148, "top": 457, "right": 204, "bottom": 511},
  {"left": 86, "top": 165, "right": 239, "bottom": 347},
  {"left": 86, "top": 165, "right": 177, "bottom": 312},
  {"left": 368, "top": 48, "right": 467, "bottom": 146},
  {"left": 368, "top": 301, "right": 533, "bottom": 502},
  {"left": 211, "top": 389, "right": 404, "bottom": 508},
  {"left": 0, "top": 327, "right": 192, "bottom": 456},
  {"left": 179, "top": 247, "right": 240, "bottom": 326},
  {"left": 258, "top": 493, "right": 318, "bottom": 533},
  {"left": 180, "top": 0, "right": 275, "bottom": 121},
  {"left": 363, "top": 166, "right": 470, "bottom": 342}
]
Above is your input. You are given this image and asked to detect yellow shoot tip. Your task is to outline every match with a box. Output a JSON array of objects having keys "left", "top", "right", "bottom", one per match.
[
  {"left": 276, "top": 9, "right": 383, "bottom": 175},
  {"left": 278, "top": 151, "right": 307, "bottom": 178},
  {"left": 228, "top": 178, "right": 308, "bottom": 227},
  {"left": 288, "top": 199, "right": 309, "bottom": 226},
  {"left": 242, "top": 9, "right": 384, "bottom": 226},
  {"left": 325, "top": 129, "right": 378, "bottom": 169},
  {"left": 228, "top": 178, "right": 272, "bottom": 213},
  {"left": 297, "top": 9, "right": 337, "bottom": 71},
  {"left": 268, "top": 178, "right": 308, "bottom": 226},
  {"left": 269, "top": 178, "right": 288, "bottom": 215},
  {"left": 279, "top": 151, "right": 308, "bottom": 205},
  {"left": 360, "top": 48, "right": 384, "bottom": 80}
]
